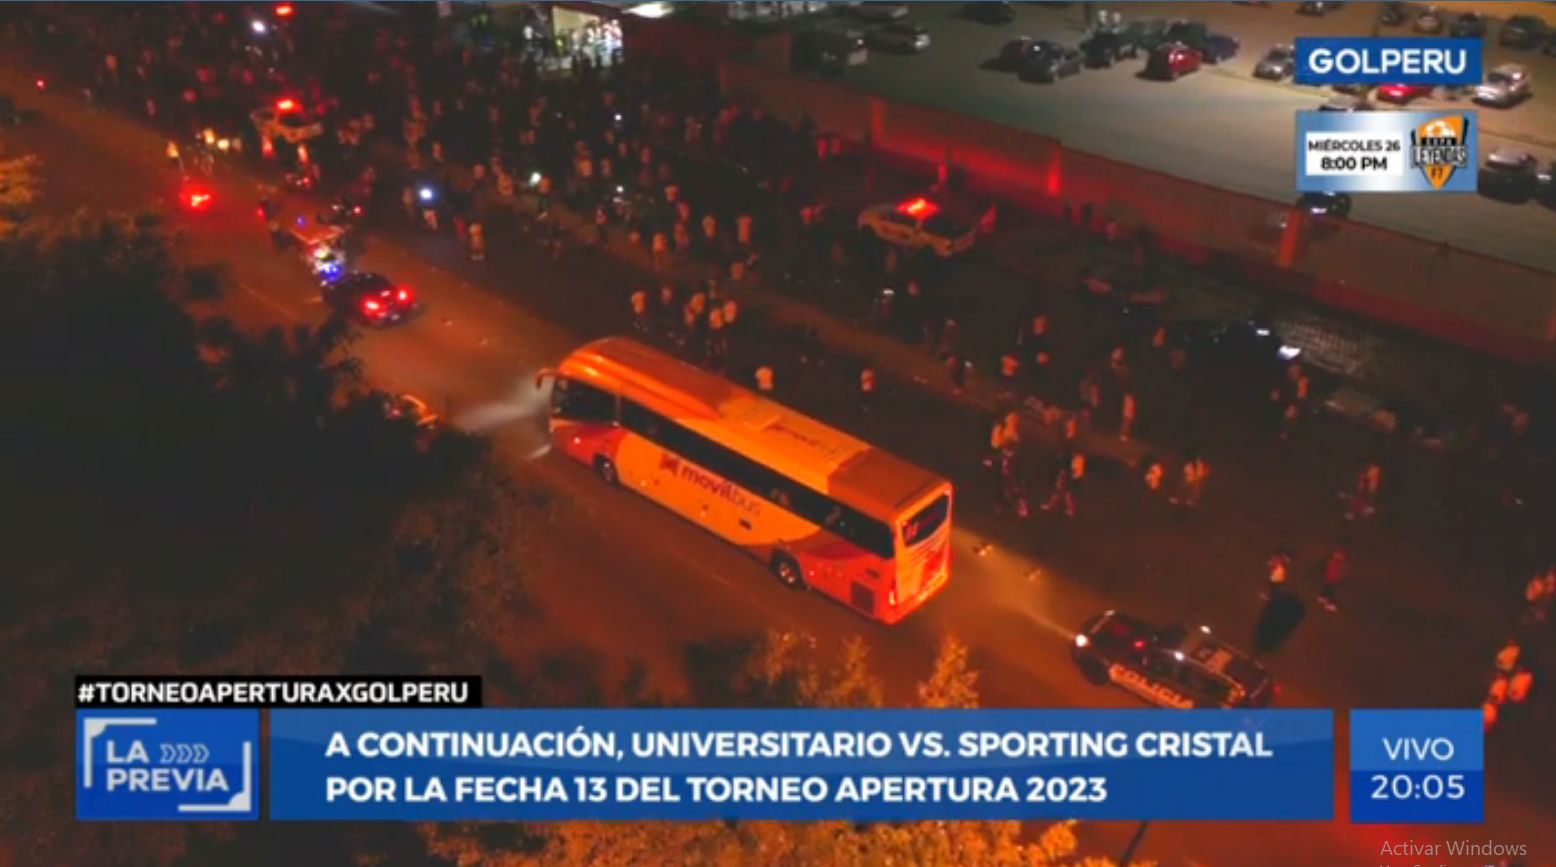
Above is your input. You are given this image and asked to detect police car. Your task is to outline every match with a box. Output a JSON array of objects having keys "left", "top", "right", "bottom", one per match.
[
  {"left": 856, "top": 197, "right": 976, "bottom": 258},
  {"left": 1071, "top": 611, "right": 1276, "bottom": 709},
  {"left": 249, "top": 97, "right": 324, "bottom": 145}
]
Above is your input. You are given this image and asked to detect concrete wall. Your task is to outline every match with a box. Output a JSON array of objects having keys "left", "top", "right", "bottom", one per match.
[{"left": 719, "top": 61, "right": 1556, "bottom": 364}]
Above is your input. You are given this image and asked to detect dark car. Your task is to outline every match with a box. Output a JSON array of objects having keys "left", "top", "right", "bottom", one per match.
[
  {"left": 1080, "top": 27, "right": 1144, "bottom": 67},
  {"left": 1297, "top": 0, "right": 1344, "bottom": 14},
  {"left": 1478, "top": 147, "right": 1544, "bottom": 202},
  {"left": 1500, "top": 15, "right": 1550, "bottom": 49},
  {"left": 1146, "top": 42, "right": 1202, "bottom": 79},
  {"left": 991, "top": 36, "right": 1041, "bottom": 69},
  {"left": 1297, "top": 191, "right": 1352, "bottom": 218},
  {"left": 1253, "top": 44, "right": 1296, "bottom": 80},
  {"left": 1072, "top": 612, "right": 1277, "bottom": 709},
  {"left": 1019, "top": 44, "right": 1084, "bottom": 82},
  {"left": 1449, "top": 12, "right": 1487, "bottom": 38},
  {"left": 324, "top": 271, "right": 418, "bottom": 325},
  {"left": 1162, "top": 19, "right": 1238, "bottom": 63},
  {"left": 962, "top": 1, "right": 1015, "bottom": 24},
  {"left": 1174, "top": 318, "right": 1302, "bottom": 393},
  {"left": 1379, "top": 1, "right": 1407, "bottom": 26}
]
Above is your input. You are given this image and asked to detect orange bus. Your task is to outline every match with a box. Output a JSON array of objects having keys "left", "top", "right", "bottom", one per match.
[{"left": 537, "top": 337, "right": 952, "bottom": 624}]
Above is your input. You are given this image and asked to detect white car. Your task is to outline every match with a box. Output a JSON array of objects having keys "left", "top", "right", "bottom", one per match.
[
  {"left": 867, "top": 23, "right": 931, "bottom": 53},
  {"left": 250, "top": 98, "right": 323, "bottom": 145},
  {"left": 857, "top": 197, "right": 976, "bottom": 258},
  {"left": 848, "top": 2, "right": 908, "bottom": 22},
  {"left": 1475, "top": 64, "right": 1532, "bottom": 108}
]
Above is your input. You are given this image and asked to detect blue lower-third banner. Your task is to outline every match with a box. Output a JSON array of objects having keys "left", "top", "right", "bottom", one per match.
[{"left": 270, "top": 709, "right": 1334, "bottom": 821}]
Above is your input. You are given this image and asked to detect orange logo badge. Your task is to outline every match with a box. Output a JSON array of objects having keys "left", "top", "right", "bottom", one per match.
[{"left": 1411, "top": 115, "right": 1469, "bottom": 190}]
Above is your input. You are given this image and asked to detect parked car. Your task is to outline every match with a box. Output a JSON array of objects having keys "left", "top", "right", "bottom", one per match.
[
  {"left": 1478, "top": 147, "right": 1543, "bottom": 202},
  {"left": 1376, "top": 82, "right": 1434, "bottom": 104},
  {"left": 868, "top": 23, "right": 930, "bottom": 53},
  {"left": 1146, "top": 42, "right": 1202, "bottom": 79},
  {"left": 1475, "top": 64, "right": 1533, "bottom": 107},
  {"left": 1080, "top": 26, "right": 1144, "bottom": 67},
  {"left": 990, "top": 37, "right": 1041, "bottom": 69},
  {"left": 1500, "top": 15, "right": 1549, "bottom": 49},
  {"left": 1449, "top": 12, "right": 1487, "bottom": 38},
  {"left": 847, "top": 1, "right": 908, "bottom": 22},
  {"left": 962, "top": 1, "right": 1015, "bottom": 24},
  {"left": 1414, "top": 5, "right": 1444, "bottom": 33},
  {"left": 1297, "top": 191, "right": 1352, "bottom": 218},
  {"left": 1253, "top": 44, "right": 1296, "bottom": 80},
  {"left": 1319, "top": 94, "right": 1375, "bottom": 111},
  {"left": 1019, "top": 43, "right": 1085, "bottom": 82},
  {"left": 1331, "top": 82, "right": 1371, "bottom": 96},
  {"left": 1161, "top": 20, "right": 1239, "bottom": 63},
  {"left": 1296, "top": 1, "right": 1344, "bottom": 14},
  {"left": 1379, "top": 1, "right": 1407, "bottom": 26},
  {"left": 796, "top": 27, "right": 869, "bottom": 68}
]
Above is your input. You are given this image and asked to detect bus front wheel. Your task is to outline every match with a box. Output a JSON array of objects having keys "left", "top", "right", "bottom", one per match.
[
  {"left": 594, "top": 456, "right": 619, "bottom": 486},
  {"left": 770, "top": 553, "right": 805, "bottom": 590}
]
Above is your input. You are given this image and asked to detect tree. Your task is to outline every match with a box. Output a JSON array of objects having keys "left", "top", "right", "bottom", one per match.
[
  {"left": 0, "top": 214, "right": 534, "bottom": 866},
  {"left": 426, "top": 631, "right": 1113, "bottom": 867},
  {"left": 919, "top": 634, "right": 980, "bottom": 709},
  {"left": 0, "top": 147, "right": 41, "bottom": 233}
]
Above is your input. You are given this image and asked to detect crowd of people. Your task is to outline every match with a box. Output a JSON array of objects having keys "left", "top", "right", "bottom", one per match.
[{"left": 9, "top": 2, "right": 1550, "bottom": 720}]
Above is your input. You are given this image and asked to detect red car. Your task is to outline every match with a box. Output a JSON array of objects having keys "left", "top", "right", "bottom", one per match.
[
  {"left": 1146, "top": 42, "right": 1202, "bottom": 79},
  {"left": 1376, "top": 83, "right": 1434, "bottom": 104}
]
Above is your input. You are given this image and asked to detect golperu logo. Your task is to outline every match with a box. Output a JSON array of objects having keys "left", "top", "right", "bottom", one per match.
[{"left": 1294, "top": 38, "right": 1481, "bottom": 86}]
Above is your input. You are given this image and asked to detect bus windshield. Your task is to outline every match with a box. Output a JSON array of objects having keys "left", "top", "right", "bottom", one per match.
[{"left": 901, "top": 493, "right": 950, "bottom": 547}]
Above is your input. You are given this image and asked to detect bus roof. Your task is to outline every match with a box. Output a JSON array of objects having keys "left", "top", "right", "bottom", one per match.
[{"left": 560, "top": 337, "right": 946, "bottom": 518}]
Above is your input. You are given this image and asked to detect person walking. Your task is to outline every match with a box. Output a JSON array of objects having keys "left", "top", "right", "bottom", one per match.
[
  {"left": 1171, "top": 452, "right": 1209, "bottom": 509},
  {"left": 1042, "top": 450, "right": 1085, "bottom": 518},
  {"left": 1345, "top": 461, "right": 1383, "bottom": 521},
  {"left": 629, "top": 288, "right": 651, "bottom": 336},
  {"left": 468, "top": 221, "right": 485, "bottom": 261},
  {"left": 1317, "top": 541, "right": 1349, "bottom": 612},
  {"left": 1263, "top": 550, "right": 1292, "bottom": 599},
  {"left": 1119, "top": 391, "right": 1137, "bottom": 443},
  {"left": 858, "top": 367, "right": 877, "bottom": 414}
]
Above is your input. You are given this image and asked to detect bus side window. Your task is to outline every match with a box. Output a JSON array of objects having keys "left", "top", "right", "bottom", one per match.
[
  {"left": 553, "top": 377, "right": 617, "bottom": 422},
  {"left": 621, "top": 398, "right": 667, "bottom": 440}
]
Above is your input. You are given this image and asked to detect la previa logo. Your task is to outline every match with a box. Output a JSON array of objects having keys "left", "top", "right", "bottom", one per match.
[
  {"left": 1411, "top": 115, "right": 1469, "bottom": 190},
  {"left": 76, "top": 709, "right": 259, "bottom": 820}
]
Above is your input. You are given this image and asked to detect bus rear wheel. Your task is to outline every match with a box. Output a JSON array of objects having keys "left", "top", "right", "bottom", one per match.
[
  {"left": 594, "top": 456, "right": 619, "bottom": 486},
  {"left": 770, "top": 553, "right": 805, "bottom": 590}
]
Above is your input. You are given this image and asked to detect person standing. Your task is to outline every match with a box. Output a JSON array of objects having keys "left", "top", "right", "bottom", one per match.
[
  {"left": 754, "top": 365, "right": 775, "bottom": 395},
  {"left": 1317, "top": 541, "right": 1349, "bottom": 612},
  {"left": 1345, "top": 461, "right": 1382, "bottom": 522},
  {"left": 629, "top": 288, "right": 650, "bottom": 336}
]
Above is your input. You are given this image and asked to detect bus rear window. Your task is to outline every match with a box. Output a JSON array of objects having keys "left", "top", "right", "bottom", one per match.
[{"left": 901, "top": 493, "right": 949, "bottom": 547}]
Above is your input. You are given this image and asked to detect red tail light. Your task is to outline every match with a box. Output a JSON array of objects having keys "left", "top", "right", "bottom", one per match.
[
  {"left": 1132, "top": 638, "right": 1148, "bottom": 650},
  {"left": 275, "top": 3, "right": 294, "bottom": 17},
  {"left": 276, "top": 98, "right": 297, "bottom": 112},
  {"left": 34, "top": 77, "right": 46, "bottom": 91},
  {"left": 362, "top": 299, "right": 382, "bottom": 313},
  {"left": 396, "top": 288, "right": 412, "bottom": 303}
]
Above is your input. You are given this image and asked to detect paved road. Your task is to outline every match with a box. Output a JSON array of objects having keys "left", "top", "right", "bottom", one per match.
[
  {"left": 836, "top": 1, "right": 1556, "bottom": 273},
  {"left": 9, "top": 62, "right": 1555, "bottom": 867}
]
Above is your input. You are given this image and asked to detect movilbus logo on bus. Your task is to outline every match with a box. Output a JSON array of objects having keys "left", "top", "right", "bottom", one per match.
[{"left": 1294, "top": 38, "right": 1481, "bottom": 86}]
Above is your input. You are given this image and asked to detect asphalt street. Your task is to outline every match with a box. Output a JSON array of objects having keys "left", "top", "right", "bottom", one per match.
[
  {"left": 8, "top": 62, "right": 1555, "bottom": 866},
  {"left": 837, "top": 0, "right": 1556, "bottom": 273}
]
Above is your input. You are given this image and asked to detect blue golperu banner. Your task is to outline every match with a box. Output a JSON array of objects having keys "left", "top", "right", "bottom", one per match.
[{"left": 269, "top": 709, "right": 1334, "bottom": 821}]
